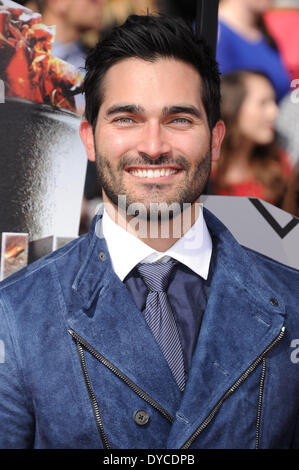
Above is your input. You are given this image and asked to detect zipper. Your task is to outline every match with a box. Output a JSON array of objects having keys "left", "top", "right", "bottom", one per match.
[
  {"left": 76, "top": 341, "right": 110, "bottom": 449},
  {"left": 68, "top": 328, "right": 174, "bottom": 434},
  {"left": 255, "top": 357, "right": 266, "bottom": 449},
  {"left": 181, "top": 325, "right": 285, "bottom": 449}
]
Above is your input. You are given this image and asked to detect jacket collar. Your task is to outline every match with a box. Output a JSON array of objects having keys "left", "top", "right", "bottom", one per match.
[
  {"left": 74, "top": 205, "right": 286, "bottom": 317},
  {"left": 101, "top": 205, "right": 212, "bottom": 281},
  {"left": 203, "top": 207, "right": 286, "bottom": 314}
]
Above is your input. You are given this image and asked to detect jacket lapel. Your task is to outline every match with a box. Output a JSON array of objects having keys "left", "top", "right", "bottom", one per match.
[
  {"left": 167, "top": 208, "right": 286, "bottom": 448},
  {"left": 68, "top": 213, "right": 182, "bottom": 420}
]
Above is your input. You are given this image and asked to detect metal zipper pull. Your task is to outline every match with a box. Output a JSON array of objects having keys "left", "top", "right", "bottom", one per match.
[
  {"left": 181, "top": 326, "right": 286, "bottom": 449},
  {"left": 68, "top": 327, "right": 174, "bottom": 449}
]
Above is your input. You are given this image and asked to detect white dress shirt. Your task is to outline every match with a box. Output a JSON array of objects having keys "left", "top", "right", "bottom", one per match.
[{"left": 101, "top": 205, "right": 212, "bottom": 281}]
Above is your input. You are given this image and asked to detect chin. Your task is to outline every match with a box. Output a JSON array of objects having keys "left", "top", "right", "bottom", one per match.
[{"left": 255, "top": 132, "right": 274, "bottom": 146}]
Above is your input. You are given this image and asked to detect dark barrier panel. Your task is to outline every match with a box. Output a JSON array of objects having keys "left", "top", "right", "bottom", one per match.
[
  {"left": 196, "top": 0, "right": 219, "bottom": 55},
  {"left": 0, "top": 97, "right": 86, "bottom": 241}
]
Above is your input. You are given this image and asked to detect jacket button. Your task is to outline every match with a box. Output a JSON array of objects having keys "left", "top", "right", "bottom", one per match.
[
  {"left": 133, "top": 409, "right": 150, "bottom": 426},
  {"left": 270, "top": 297, "right": 279, "bottom": 307},
  {"left": 98, "top": 251, "right": 106, "bottom": 261}
]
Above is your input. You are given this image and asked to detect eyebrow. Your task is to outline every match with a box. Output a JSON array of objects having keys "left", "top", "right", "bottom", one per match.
[
  {"left": 104, "top": 104, "right": 202, "bottom": 119},
  {"left": 162, "top": 105, "right": 202, "bottom": 119},
  {"left": 105, "top": 104, "right": 145, "bottom": 116}
]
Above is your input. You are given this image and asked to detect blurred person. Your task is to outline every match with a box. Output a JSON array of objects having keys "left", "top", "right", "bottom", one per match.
[
  {"left": 217, "top": 0, "right": 290, "bottom": 101},
  {"left": 100, "top": 0, "right": 156, "bottom": 30},
  {"left": 263, "top": 1, "right": 299, "bottom": 168},
  {"left": 37, "top": 0, "right": 103, "bottom": 72},
  {"left": 22, "top": 1, "right": 39, "bottom": 10},
  {"left": 211, "top": 71, "right": 292, "bottom": 205}
]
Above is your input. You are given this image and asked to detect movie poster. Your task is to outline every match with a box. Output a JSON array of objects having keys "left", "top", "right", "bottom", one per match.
[{"left": 0, "top": 0, "right": 87, "bottom": 278}]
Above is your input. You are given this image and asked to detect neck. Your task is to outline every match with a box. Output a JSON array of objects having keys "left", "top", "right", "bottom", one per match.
[
  {"left": 226, "top": 142, "right": 254, "bottom": 175},
  {"left": 42, "top": 10, "right": 80, "bottom": 44},
  {"left": 103, "top": 197, "right": 201, "bottom": 252},
  {"left": 234, "top": 138, "right": 255, "bottom": 161}
]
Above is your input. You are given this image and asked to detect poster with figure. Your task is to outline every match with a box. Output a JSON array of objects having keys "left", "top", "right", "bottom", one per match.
[
  {"left": 0, "top": 232, "right": 28, "bottom": 280},
  {"left": 0, "top": 0, "right": 87, "bottom": 250}
]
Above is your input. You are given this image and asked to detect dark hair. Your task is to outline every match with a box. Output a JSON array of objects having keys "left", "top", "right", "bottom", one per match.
[
  {"left": 282, "top": 162, "right": 299, "bottom": 217},
  {"left": 256, "top": 14, "right": 278, "bottom": 51},
  {"left": 83, "top": 14, "right": 221, "bottom": 131}
]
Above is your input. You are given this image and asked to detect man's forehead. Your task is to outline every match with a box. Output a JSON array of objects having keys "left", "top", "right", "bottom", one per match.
[
  {"left": 101, "top": 56, "right": 203, "bottom": 85},
  {"left": 99, "top": 57, "right": 204, "bottom": 111}
]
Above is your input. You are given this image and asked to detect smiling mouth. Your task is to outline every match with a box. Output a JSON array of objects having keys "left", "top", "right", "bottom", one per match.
[{"left": 126, "top": 167, "right": 181, "bottom": 179}]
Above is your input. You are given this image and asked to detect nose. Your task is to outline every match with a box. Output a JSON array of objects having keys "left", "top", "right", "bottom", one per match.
[{"left": 136, "top": 121, "right": 171, "bottom": 160}]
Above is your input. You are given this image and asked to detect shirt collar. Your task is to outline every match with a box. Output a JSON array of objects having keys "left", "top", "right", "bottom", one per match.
[{"left": 102, "top": 205, "right": 212, "bottom": 281}]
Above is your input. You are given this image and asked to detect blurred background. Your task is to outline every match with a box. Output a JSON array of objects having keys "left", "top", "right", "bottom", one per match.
[{"left": 15, "top": 0, "right": 299, "bottom": 230}]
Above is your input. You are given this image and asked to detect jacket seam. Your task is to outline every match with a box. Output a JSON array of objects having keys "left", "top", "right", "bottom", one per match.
[
  {"left": 243, "top": 245, "right": 299, "bottom": 275},
  {"left": 210, "top": 235, "right": 285, "bottom": 314},
  {"left": 0, "top": 293, "right": 34, "bottom": 416},
  {"left": 49, "top": 261, "right": 103, "bottom": 426},
  {"left": 71, "top": 222, "right": 103, "bottom": 291}
]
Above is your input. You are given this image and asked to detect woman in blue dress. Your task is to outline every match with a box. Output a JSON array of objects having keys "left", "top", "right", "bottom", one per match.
[{"left": 217, "top": 0, "right": 290, "bottom": 101}]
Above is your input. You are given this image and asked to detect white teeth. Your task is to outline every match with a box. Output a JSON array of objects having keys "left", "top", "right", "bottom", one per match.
[{"left": 129, "top": 168, "right": 178, "bottom": 178}]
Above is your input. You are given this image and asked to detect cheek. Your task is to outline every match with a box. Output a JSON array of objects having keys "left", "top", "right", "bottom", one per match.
[
  {"left": 96, "top": 129, "right": 134, "bottom": 160},
  {"left": 238, "top": 107, "right": 261, "bottom": 139},
  {"left": 239, "top": 113, "right": 273, "bottom": 144},
  {"left": 173, "top": 132, "right": 210, "bottom": 160}
]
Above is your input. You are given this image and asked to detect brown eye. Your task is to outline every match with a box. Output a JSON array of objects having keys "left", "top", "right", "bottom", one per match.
[{"left": 114, "top": 117, "right": 134, "bottom": 124}]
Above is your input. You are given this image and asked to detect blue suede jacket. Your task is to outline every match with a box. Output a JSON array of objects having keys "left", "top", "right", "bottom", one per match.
[{"left": 0, "top": 208, "right": 298, "bottom": 449}]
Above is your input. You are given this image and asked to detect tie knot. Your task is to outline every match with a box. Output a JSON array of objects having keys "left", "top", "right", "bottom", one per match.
[{"left": 137, "top": 260, "right": 176, "bottom": 292}]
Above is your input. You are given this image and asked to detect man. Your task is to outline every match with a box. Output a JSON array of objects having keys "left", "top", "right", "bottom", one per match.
[{"left": 0, "top": 14, "right": 298, "bottom": 449}]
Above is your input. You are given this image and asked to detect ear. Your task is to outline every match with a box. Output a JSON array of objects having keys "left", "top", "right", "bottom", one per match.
[
  {"left": 80, "top": 119, "right": 96, "bottom": 162},
  {"left": 211, "top": 120, "right": 226, "bottom": 162}
]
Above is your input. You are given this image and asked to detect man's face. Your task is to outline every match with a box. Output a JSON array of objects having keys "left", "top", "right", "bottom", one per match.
[{"left": 81, "top": 57, "right": 224, "bottom": 215}]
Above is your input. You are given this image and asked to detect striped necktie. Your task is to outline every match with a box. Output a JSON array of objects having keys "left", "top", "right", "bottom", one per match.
[{"left": 137, "top": 260, "right": 185, "bottom": 391}]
